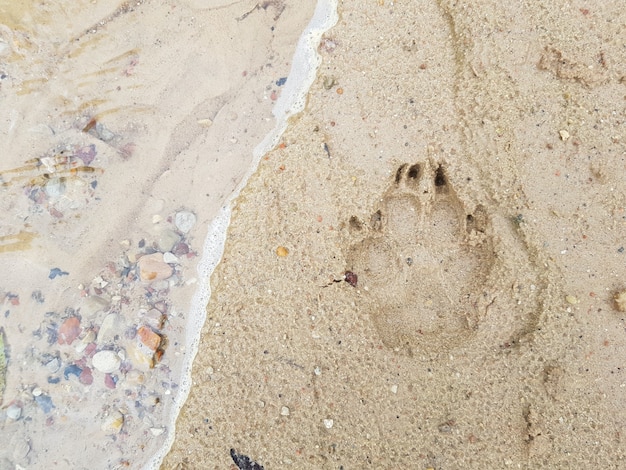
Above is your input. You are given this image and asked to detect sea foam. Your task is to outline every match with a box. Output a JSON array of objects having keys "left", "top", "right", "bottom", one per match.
[{"left": 145, "top": 1, "right": 338, "bottom": 467}]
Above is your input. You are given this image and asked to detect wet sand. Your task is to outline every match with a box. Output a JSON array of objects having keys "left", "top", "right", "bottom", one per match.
[
  {"left": 165, "top": 1, "right": 626, "bottom": 468},
  {"left": 0, "top": 1, "right": 317, "bottom": 468}
]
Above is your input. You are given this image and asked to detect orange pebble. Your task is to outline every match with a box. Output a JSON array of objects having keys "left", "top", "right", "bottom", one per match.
[
  {"left": 58, "top": 317, "right": 81, "bottom": 345},
  {"left": 137, "top": 326, "right": 162, "bottom": 351},
  {"left": 336, "top": 87, "right": 344, "bottom": 95},
  {"left": 276, "top": 246, "right": 289, "bottom": 257}
]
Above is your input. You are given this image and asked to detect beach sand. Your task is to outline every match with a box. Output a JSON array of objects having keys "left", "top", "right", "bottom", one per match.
[
  {"left": 0, "top": 1, "right": 316, "bottom": 468},
  {"left": 164, "top": 0, "right": 626, "bottom": 468}
]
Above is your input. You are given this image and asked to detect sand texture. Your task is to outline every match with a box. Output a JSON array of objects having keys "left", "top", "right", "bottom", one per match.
[
  {"left": 0, "top": 1, "right": 315, "bottom": 468},
  {"left": 165, "top": 0, "right": 626, "bottom": 468}
]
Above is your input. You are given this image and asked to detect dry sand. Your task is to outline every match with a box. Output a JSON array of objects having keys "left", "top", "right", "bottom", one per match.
[{"left": 165, "top": 0, "right": 626, "bottom": 468}]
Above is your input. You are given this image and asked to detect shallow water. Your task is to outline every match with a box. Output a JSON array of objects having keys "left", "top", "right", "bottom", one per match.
[{"left": 0, "top": 0, "right": 333, "bottom": 467}]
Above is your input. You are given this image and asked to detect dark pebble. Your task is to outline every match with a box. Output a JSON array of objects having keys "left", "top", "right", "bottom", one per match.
[
  {"left": 35, "top": 394, "right": 55, "bottom": 413},
  {"left": 64, "top": 364, "right": 82, "bottom": 380},
  {"left": 230, "top": 449, "right": 264, "bottom": 470},
  {"left": 49, "top": 268, "right": 69, "bottom": 279}
]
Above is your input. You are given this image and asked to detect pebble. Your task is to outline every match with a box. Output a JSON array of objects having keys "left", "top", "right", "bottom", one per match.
[
  {"left": 276, "top": 246, "right": 289, "bottom": 257},
  {"left": 64, "top": 364, "right": 82, "bottom": 380},
  {"left": 197, "top": 118, "right": 213, "bottom": 127},
  {"left": 614, "top": 290, "right": 626, "bottom": 312},
  {"left": 138, "top": 253, "right": 174, "bottom": 282},
  {"left": 44, "top": 177, "right": 66, "bottom": 199},
  {"left": 6, "top": 404, "right": 22, "bottom": 420},
  {"left": 97, "top": 313, "right": 125, "bottom": 345},
  {"left": 163, "top": 252, "right": 179, "bottom": 264},
  {"left": 45, "top": 357, "right": 61, "bottom": 373},
  {"left": 150, "top": 427, "right": 165, "bottom": 436},
  {"left": 280, "top": 406, "right": 290, "bottom": 416},
  {"left": 80, "top": 295, "right": 110, "bottom": 317},
  {"left": 126, "top": 342, "right": 154, "bottom": 371},
  {"left": 92, "top": 350, "right": 121, "bottom": 373},
  {"left": 79, "top": 367, "right": 94, "bottom": 385},
  {"left": 174, "top": 211, "right": 196, "bottom": 234},
  {"left": 391, "top": 384, "right": 398, "bottom": 394},
  {"left": 137, "top": 326, "right": 162, "bottom": 351},
  {"left": 157, "top": 229, "right": 181, "bottom": 252},
  {"left": 75, "top": 330, "right": 96, "bottom": 353},
  {"left": 34, "top": 394, "right": 54, "bottom": 413},
  {"left": 323, "top": 419, "right": 334, "bottom": 429},
  {"left": 143, "top": 308, "right": 166, "bottom": 330},
  {"left": 101, "top": 410, "right": 124, "bottom": 435},
  {"left": 104, "top": 373, "right": 117, "bottom": 389},
  {"left": 559, "top": 129, "right": 570, "bottom": 141},
  {"left": 57, "top": 317, "right": 81, "bottom": 345}
]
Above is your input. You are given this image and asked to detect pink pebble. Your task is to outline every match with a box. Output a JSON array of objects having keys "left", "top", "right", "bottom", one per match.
[
  {"left": 104, "top": 373, "right": 117, "bottom": 389},
  {"left": 83, "top": 342, "right": 97, "bottom": 356},
  {"left": 79, "top": 367, "right": 93, "bottom": 385}
]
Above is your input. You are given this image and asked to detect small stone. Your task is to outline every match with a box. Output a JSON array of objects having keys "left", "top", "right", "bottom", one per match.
[
  {"left": 150, "top": 427, "right": 165, "bottom": 436},
  {"left": 126, "top": 342, "right": 154, "bottom": 371},
  {"left": 125, "top": 369, "right": 146, "bottom": 385},
  {"left": 101, "top": 410, "right": 124, "bottom": 435},
  {"left": 57, "top": 317, "right": 81, "bottom": 345},
  {"left": 281, "top": 406, "right": 290, "bottom": 416},
  {"left": 391, "top": 384, "right": 398, "bottom": 394},
  {"left": 175, "top": 211, "right": 196, "bottom": 234},
  {"left": 559, "top": 129, "right": 570, "bottom": 141},
  {"left": 79, "top": 367, "right": 93, "bottom": 385},
  {"left": 32, "top": 387, "right": 42, "bottom": 397},
  {"left": 612, "top": 290, "right": 626, "bottom": 312},
  {"left": 276, "top": 246, "right": 289, "bottom": 257},
  {"left": 80, "top": 295, "right": 111, "bottom": 318},
  {"left": 75, "top": 330, "right": 96, "bottom": 353},
  {"left": 34, "top": 394, "right": 54, "bottom": 413},
  {"left": 197, "top": 118, "right": 213, "bottom": 127},
  {"left": 162, "top": 252, "right": 179, "bottom": 264},
  {"left": 94, "top": 122, "right": 116, "bottom": 141},
  {"left": 92, "top": 350, "right": 121, "bottom": 373},
  {"left": 45, "top": 357, "right": 61, "bottom": 373},
  {"left": 63, "top": 364, "right": 82, "bottom": 380},
  {"left": 44, "top": 177, "right": 66, "bottom": 199},
  {"left": 137, "top": 325, "right": 163, "bottom": 351},
  {"left": 565, "top": 295, "right": 578, "bottom": 305},
  {"left": 157, "top": 229, "right": 181, "bottom": 252},
  {"left": 97, "top": 313, "right": 125, "bottom": 345},
  {"left": 172, "top": 241, "right": 190, "bottom": 256},
  {"left": 104, "top": 373, "right": 117, "bottom": 389},
  {"left": 138, "top": 253, "right": 174, "bottom": 282},
  {"left": 6, "top": 404, "right": 22, "bottom": 420},
  {"left": 323, "top": 419, "right": 334, "bottom": 429},
  {"left": 143, "top": 309, "right": 166, "bottom": 330}
]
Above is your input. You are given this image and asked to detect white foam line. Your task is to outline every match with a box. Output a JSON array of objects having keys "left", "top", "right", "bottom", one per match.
[{"left": 145, "top": 1, "right": 338, "bottom": 467}]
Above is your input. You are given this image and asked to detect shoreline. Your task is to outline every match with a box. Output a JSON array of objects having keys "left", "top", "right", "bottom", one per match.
[
  {"left": 0, "top": 1, "right": 327, "bottom": 468},
  {"left": 150, "top": 2, "right": 339, "bottom": 466}
]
